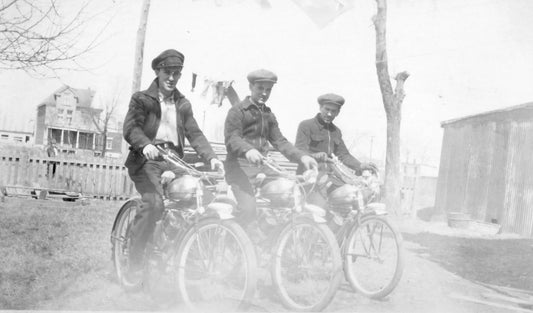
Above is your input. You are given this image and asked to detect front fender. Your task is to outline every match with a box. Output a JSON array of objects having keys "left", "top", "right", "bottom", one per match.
[
  {"left": 206, "top": 201, "right": 235, "bottom": 220},
  {"left": 366, "top": 202, "right": 387, "bottom": 216},
  {"left": 302, "top": 203, "right": 327, "bottom": 223}
]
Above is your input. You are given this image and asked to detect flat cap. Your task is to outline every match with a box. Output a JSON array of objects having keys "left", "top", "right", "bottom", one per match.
[
  {"left": 151, "top": 49, "right": 185, "bottom": 70},
  {"left": 318, "top": 93, "right": 345, "bottom": 107},
  {"left": 247, "top": 69, "right": 278, "bottom": 84}
]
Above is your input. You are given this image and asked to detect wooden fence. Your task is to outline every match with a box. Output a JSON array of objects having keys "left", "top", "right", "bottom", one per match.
[
  {"left": 0, "top": 151, "right": 137, "bottom": 200},
  {"left": 0, "top": 143, "right": 297, "bottom": 200}
]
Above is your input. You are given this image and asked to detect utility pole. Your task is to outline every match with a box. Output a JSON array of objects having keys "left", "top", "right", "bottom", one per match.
[
  {"left": 369, "top": 136, "right": 374, "bottom": 159},
  {"left": 132, "top": 0, "right": 151, "bottom": 93}
]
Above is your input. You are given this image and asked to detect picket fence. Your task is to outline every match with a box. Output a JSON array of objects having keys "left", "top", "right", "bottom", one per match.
[
  {"left": 0, "top": 151, "right": 136, "bottom": 200},
  {"left": 0, "top": 143, "right": 297, "bottom": 200}
]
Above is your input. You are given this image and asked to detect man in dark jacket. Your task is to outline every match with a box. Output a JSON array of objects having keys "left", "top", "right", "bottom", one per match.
[
  {"left": 295, "top": 93, "right": 376, "bottom": 175},
  {"left": 123, "top": 49, "right": 223, "bottom": 270},
  {"left": 224, "top": 69, "right": 317, "bottom": 227}
]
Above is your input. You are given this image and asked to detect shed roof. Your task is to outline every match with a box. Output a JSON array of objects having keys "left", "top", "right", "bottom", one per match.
[{"left": 441, "top": 102, "right": 533, "bottom": 127}]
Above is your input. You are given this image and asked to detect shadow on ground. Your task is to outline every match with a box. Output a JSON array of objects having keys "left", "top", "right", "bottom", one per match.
[{"left": 402, "top": 232, "right": 533, "bottom": 291}]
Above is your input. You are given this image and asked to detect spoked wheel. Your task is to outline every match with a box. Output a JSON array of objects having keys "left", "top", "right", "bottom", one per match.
[
  {"left": 111, "top": 199, "right": 143, "bottom": 291},
  {"left": 271, "top": 217, "right": 343, "bottom": 312},
  {"left": 174, "top": 218, "right": 257, "bottom": 311},
  {"left": 343, "top": 215, "right": 404, "bottom": 299}
]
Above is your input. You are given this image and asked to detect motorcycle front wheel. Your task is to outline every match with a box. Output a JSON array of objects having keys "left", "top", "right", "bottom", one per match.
[
  {"left": 271, "top": 216, "right": 343, "bottom": 312},
  {"left": 343, "top": 215, "right": 404, "bottom": 299},
  {"left": 174, "top": 218, "right": 257, "bottom": 311}
]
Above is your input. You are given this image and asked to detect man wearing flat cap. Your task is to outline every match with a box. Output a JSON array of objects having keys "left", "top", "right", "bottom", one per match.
[
  {"left": 295, "top": 93, "right": 377, "bottom": 175},
  {"left": 123, "top": 49, "right": 223, "bottom": 271},
  {"left": 224, "top": 69, "right": 317, "bottom": 228}
]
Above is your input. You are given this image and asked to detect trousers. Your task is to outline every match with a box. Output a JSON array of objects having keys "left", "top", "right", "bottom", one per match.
[
  {"left": 128, "top": 159, "right": 175, "bottom": 266},
  {"left": 225, "top": 159, "right": 279, "bottom": 225}
]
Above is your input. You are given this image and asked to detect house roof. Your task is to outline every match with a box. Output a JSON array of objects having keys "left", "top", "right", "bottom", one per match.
[
  {"left": 40, "top": 85, "right": 95, "bottom": 107},
  {"left": 441, "top": 102, "right": 533, "bottom": 127}
]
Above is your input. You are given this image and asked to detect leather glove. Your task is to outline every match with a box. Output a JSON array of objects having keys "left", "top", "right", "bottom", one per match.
[{"left": 310, "top": 152, "right": 328, "bottom": 162}]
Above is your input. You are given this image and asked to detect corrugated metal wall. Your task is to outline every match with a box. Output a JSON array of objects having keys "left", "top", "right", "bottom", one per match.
[{"left": 436, "top": 108, "right": 533, "bottom": 238}]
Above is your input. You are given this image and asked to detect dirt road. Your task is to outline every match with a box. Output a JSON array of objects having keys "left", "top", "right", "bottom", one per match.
[{"left": 34, "top": 240, "right": 516, "bottom": 313}]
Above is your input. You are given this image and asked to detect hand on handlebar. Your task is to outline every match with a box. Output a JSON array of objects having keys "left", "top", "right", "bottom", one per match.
[
  {"left": 361, "top": 162, "right": 379, "bottom": 175},
  {"left": 300, "top": 155, "right": 318, "bottom": 170},
  {"left": 143, "top": 144, "right": 160, "bottom": 160},
  {"left": 210, "top": 158, "right": 225, "bottom": 174},
  {"left": 245, "top": 149, "right": 264, "bottom": 165},
  {"left": 310, "top": 152, "right": 329, "bottom": 162}
]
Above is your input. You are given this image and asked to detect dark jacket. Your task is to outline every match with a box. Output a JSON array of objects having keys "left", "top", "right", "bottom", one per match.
[
  {"left": 295, "top": 114, "right": 361, "bottom": 173},
  {"left": 224, "top": 96, "right": 305, "bottom": 164},
  {"left": 123, "top": 78, "right": 217, "bottom": 172}
]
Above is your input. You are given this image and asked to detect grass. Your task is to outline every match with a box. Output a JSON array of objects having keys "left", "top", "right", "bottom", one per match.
[
  {"left": 2, "top": 196, "right": 533, "bottom": 309},
  {"left": 403, "top": 232, "right": 533, "bottom": 291},
  {"left": 0, "top": 197, "right": 119, "bottom": 309}
]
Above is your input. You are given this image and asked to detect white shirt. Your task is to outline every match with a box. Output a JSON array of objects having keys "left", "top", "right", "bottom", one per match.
[{"left": 155, "top": 91, "right": 179, "bottom": 144}]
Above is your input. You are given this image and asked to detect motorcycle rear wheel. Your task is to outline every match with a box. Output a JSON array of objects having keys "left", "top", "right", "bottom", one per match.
[{"left": 110, "top": 199, "right": 143, "bottom": 291}]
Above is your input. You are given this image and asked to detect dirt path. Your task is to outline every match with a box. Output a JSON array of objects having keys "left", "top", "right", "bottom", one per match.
[{"left": 35, "top": 240, "right": 516, "bottom": 313}]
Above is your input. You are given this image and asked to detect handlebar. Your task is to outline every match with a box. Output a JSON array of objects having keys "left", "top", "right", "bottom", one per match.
[
  {"left": 261, "top": 156, "right": 317, "bottom": 185},
  {"left": 154, "top": 142, "right": 225, "bottom": 180}
]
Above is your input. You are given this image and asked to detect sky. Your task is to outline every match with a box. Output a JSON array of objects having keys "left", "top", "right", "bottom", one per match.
[{"left": 1, "top": 0, "right": 532, "bottom": 168}]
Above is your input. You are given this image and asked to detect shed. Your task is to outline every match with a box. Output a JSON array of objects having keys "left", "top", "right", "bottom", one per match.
[{"left": 435, "top": 102, "right": 533, "bottom": 237}]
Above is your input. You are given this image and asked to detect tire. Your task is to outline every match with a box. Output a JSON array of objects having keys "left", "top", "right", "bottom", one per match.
[
  {"left": 271, "top": 217, "right": 343, "bottom": 312},
  {"left": 343, "top": 215, "right": 404, "bottom": 299},
  {"left": 174, "top": 218, "right": 257, "bottom": 311},
  {"left": 110, "top": 199, "right": 143, "bottom": 291}
]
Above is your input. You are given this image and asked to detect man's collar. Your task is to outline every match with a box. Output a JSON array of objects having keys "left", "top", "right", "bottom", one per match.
[
  {"left": 314, "top": 113, "right": 337, "bottom": 129},
  {"left": 242, "top": 96, "right": 271, "bottom": 112}
]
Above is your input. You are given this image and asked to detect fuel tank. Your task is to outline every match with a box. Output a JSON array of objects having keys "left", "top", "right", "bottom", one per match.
[
  {"left": 328, "top": 183, "right": 358, "bottom": 206},
  {"left": 166, "top": 175, "right": 200, "bottom": 201},
  {"left": 260, "top": 177, "right": 296, "bottom": 206}
]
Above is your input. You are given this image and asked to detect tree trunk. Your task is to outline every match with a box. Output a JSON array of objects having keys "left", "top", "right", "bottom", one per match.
[
  {"left": 131, "top": 0, "right": 151, "bottom": 93},
  {"left": 373, "top": 0, "right": 409, "bottom": 216},
  {"left": 102, "top": 124, "right": 108, "bottom": 157}
]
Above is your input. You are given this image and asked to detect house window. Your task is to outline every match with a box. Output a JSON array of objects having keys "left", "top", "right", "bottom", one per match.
[
  {"left": 62, "top": 130, "right": 77, "bottom": 148},
  {"left": 106, "top": 138, "right": 113, "bottom": 150},
  {"left": 13, "top": 136, "right": 23, "bottom": 142},
  {"left": 78, "top": 132, "right": 94, "bottom": 150},
  {"left": 1, "top": 134, "right": 8, "bottom": 140},
  {"left": 58, "top": 109, "right": 64, "bottom": 114},
  {"left": 48, "top": 128, "right": 62, "bottom": 145}
]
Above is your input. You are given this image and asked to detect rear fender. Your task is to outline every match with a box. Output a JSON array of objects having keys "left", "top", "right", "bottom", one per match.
[{"left": 110, "top": 198, "right": 142, "bottom": 237}]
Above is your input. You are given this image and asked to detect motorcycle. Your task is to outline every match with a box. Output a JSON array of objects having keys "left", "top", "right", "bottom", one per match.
[
  {"left": 110, "top": 143, "right": 257, "bottom": 311},
  {"left": 242, "top": 156, "right": 343, "bottom": 312},
  {"left": 308, "top": 155, "right": 404, "bottom": 299}
]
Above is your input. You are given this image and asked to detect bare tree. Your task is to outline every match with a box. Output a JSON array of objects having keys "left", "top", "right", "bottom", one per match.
[
  {"left": 373, "top": 0, "right": 410, "bottom": 216},
  {"left": 91, "top": 87, "right": 121, "bottom": 157},
  {"left": 0, "top": 0, "right": 103, "bottom": 72}
]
